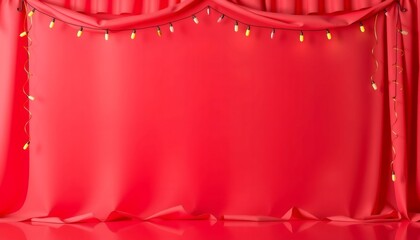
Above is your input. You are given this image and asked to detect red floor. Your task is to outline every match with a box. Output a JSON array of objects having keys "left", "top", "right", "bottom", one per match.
[{"left": 0, "top": 220, "right": 418, "bottom": 239}]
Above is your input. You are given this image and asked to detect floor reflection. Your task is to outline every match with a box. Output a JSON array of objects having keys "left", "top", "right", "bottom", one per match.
[{"left": 0, "top": 220, "right": 416, "bottom": 240}]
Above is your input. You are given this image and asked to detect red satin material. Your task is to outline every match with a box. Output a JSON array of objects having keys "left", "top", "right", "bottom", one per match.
[{"left": 0, "top": 0, "right": 419, "bottom": 223}]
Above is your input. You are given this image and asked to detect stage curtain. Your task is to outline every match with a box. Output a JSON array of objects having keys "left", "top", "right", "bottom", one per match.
[{"left": 0, "top": 0, "right": 419, "bottom": 222}]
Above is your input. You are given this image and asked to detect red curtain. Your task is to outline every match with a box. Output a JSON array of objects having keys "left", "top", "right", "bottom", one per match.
[{"left": 0, "top": 0, "right": 419, "bottom": 223}]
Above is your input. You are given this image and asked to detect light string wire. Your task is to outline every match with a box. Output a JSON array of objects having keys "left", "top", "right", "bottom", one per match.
[
  {"left": 22, "top": 0, "right": 372, "bottom": 36},
  {"left": 22, "top": 2, "right": 33, "bottom": 150},
  {"left": 371, "top": 14, "right": 379, "bottom": 90},
  {"left": 390, "top": 3, "right": 405, "bottom": 182}
]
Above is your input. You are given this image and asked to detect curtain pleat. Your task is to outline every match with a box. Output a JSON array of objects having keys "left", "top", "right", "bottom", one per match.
[{"left": 39, "top": 0, "right": 388, "bottom": 15}]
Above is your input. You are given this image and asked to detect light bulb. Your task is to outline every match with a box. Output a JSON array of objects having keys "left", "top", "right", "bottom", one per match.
[
  {"left": 77, "top": 27, "right": 83, "bottom": 37},
  {"left": 193, "top": 15, "right": 199, "bottom": 24},
  {"left": 207, "top": 7, "right": 210, "bottom": 15},
  {"left": 157, "top": 26, "right": 162, "bottom": 37},
  {"left": 49, "top": 18, "right": 55, "bottom": 29},
  {"left": 270, "top": 29, "right": 275, "bottom": 39},
  {"left": 105, "top": 30, "right": 109, "bottom": 40},
  {"left": 23, "top": 141, "right": 30, "bottom": 150},
  {"left": 234, "top": 21, "right": 239, "bottom": 32},
  {"left": 19, "top": 31, "right": 27, "bottom": 37},
  {"left": 299, "top": 31, "right": 304, "bottom": 42},
  {"left": 359, "top": 22, "right": 365, "bottom": 33},
  {"left": 399, "top": 29, "right": 408, "bottom": 35},
  {"left": 217, "top": 14, "right": 224, "bottom": 23},
  {"left": 131, "top": 30, "right": 136, "bottom": 39},
  {"left": 169, "top": 23, "right": 174, "bottom": 33},
  {"left": 28, "top": 95, "right": 35, "bottom": 101},
  {"left": 392, "top": 171, "right": 396, "bottom": 182},
  {"left": 245, "top": 26, "right": 250, "bottom": 37},
  {"left": 326, "top": 30, "right": 332, "bottom": 40},
  {"left": 28, "top": 9, "right": 35, "bottom": 17},
  {"left": 371, "top": 81, "right": 378, "bottom": 90}
]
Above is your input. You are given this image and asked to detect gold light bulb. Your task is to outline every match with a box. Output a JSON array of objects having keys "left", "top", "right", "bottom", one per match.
[
  {"left": 77, "top": 27, "right": 83, "bottom": 37},
  {"left": 49, "top": 18, "right": 55, "bottom": 29},
  {"left": 234, "top": 21, "right": 239, "bottom": 32},
  {"left": 19, "top": 31, "right": 27, "bottom": 37},
  {"left": 23, "top": 141, "right": 30, "bottom": 150},
  {"left": 326, "top": 30, "right": 332, "bottom": 40},
  {"left": 193, "top": 15, "right": 199, "bottom": 24},
  {"left": 371, "top": 81, "right": 378, "bottom": 90},
  {"left": 169, "top": 23, "right": 174, "bottom": 33},
  {"left": 105, "top": 30, "right": 109, "bottom": 40},
  {"left": 270, "top": 29, "right": 275, "bottom": 39},
  {"left": 157, "top": 27, "right": 162, "bottom": 37},
  {"left": 28, "top": 9, "right": 35, "bottom": 17},
  {"left": 391, "top": 171, "right": 396, "bottom": 182},
  {"left": 217, "top": 14, "right": 224, "bottom": 23},
  {"left": 299, "top": 31, "right": 304, "bottom": 42},
  {"left": 245, "top": 26, "right": 250, "bottom": 37},
  {"left": 28, "top": 95, "right": 35, "bottom": 101},
  {"left": 131, "top": 30, "right": 136, "bottom": 39},
  {"left": 359, "top": 22, "right": 365, "bottom": 33}
]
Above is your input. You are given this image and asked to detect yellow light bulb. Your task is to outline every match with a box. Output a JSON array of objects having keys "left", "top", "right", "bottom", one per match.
[
  {"left": 131, "top": 30, "right": 136, "bottom": 39},
  {"left": 234, "top": 21, "right": 239, "bottom": 32},
  {"left": 270, "top": 29, "right": 275, "bottom": 39},
  {"left": 193, "top": 15, "right": 199, "bottom": 24},
  {"left": 326, "top": 30, "right": 332, "bottom": 40},
  {"left": 28, "top": 95, "right": 35, "bottom": 101},
  {"left": 157, "top": 27, "right": 162, "bottom": 37},
  {"left": 19, "top": 31, "right": 27, "bottom": 37},
  {"left": 169, "top": 23, "right": 174, "bottom": 33},
  {"left": 23, "top": 141, "right": 30, "bottom": 150},
  {"left": 245, "top": 26, "right": 250, "bottom": 37},
  {"left": 49, "top": 18, "right": 55, "bottom": 29},
  {"left": 217, "top": 14, "right": 224, "bottom": 23},
  {"left": 359, "top": 22, "right": 365, "bottom": 33},
  {"left": 371, "top": 81, "right": 378, "bottom": 90},
  {"left": 28, "top": 9, "right": 35, "bottom": 17},
  {"left": 392, "top": 171, "right": 396, "bottom": 182},
  {"left": 77, "top": 27, "right": 83, "bottom": 37},
  {"left": 299, "top": 31, "right": 304, "bottom": 42},
  {"left": 105, "top": 30, "right": 109, "bottom": 41}
]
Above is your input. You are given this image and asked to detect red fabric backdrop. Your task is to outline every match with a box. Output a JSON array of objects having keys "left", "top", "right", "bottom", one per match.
[{"left": 0, "top": 0, "right": 419, "bottom": 222}]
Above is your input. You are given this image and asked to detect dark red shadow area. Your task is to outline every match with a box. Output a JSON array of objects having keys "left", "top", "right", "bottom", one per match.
[{"left": 0, "top": 220, "right": 417, "bottom": 240}]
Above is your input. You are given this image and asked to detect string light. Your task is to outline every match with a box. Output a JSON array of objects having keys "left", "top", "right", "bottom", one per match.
[
  {"left": 27, "top": 95, "right": 35, "bottom": 101},
  {"left": 392, "top": 171, "right": 396, "bottom": 182},
  {"left": 28, "top": 9, "right": 35, "bottom": 17},
  {"left": 23, "top": 141, "right": 30, "bottom": 150},
  {"left": 19, "top": 31, "right": 27, "bottom": 37},
  {"left": 207, "top": 6, "right": 210, "bottom": 15},
  {"left": 371, "top": 80, "right": 378, "bottom": 90},
  {"left": 299, "top": 31, "right": 304, "bottom": 42},
  {"left": 270, "top": 29, "right": 275, "bottom": 39},
  {"left": 169, "top": 23, "right": 174, "bottom": 33},
  {"left": 157, "top": 26, "right": 162, "bottom": 37},
  {"left": 234, "top": 21, "right": 239, "bottom": 32},
  {"left": 77, "top": 27, "right": 83, "bottom": 37},
  {"left": 193, "top": 15, "right": 199, "bottom": 24},
  {"left": 359, "top": 22, "right": 365, "bottom": 32},
  {"left": 105, "top": 29, "right": 109, "bottom": 40},
  {"left": 245, "top": 26, "right": 250, "bottom": 37},
  {"left": 398, "top": 29, "right": 408, "bottom": 35},
  {"left": 217, "top": 14, "right": 224, "bottom": 23},
  {"left": 49, "top": 18, "right": 55, "bottom": 29},
  {"left": 326, "top": 29, "right": 332, "bottom": 40},
  {"left": 131, "top": 30, "right": 136, "bottom": 39}
]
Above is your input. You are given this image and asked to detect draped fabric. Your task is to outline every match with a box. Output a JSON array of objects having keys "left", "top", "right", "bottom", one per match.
[{"left": 0, "top": 0, "right": 419, "bottom": 223}]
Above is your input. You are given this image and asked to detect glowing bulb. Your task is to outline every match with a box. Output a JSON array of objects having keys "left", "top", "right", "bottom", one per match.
[
  {"left": 207, "top": 7, "right": 210, "bottom": 15},
  {"left": 234, "top": 21, "right": 239, "bottom": 32},
  {"left": 105, "top": 30, "right": 109, "bottom": 40},
  {"left": 157, "top": 27, "right": 162, "bottom": 37},
  {"left": 131, "top": 30, "right": 136, "bottom": 39},
  {"left": 23, "top": 141, "right": 30, "bottom": 150},
  {"left": 270, "top": 29, "right": 275, "bottom": 39},
  {"left": 299, "top": 31, "right": 304, "bottom": 42},
  {"left": 359, "top": 22, "right": 365, "bottom": 33},
  {"left": 19, "top": 31, "right": 27, "bottom": 37},
  {"left": 28, "top": 95, "right": 35, "bottom": 101},
  {"left": 371, "top": 81, "right": 378, "bottom": 90},
  {"left": 49, "top": 18, "right": 55, "bottom": 29},
  {"left": 392, "top": 171, "right": 396, "bottom": 182},
  {"left": 399, "top": 29, "right": 408, "bottom": 35},
  {"left": 245, "top": 26, "right": 250, "bottom": 37},
  {"left": 28, "top": 9, "right": 35, "bottom": 17},
  {"left": 77, "top": 27, "right": 83, "bottom": 37},
  {"left": 169, "top": 23, "right": 174, "bottom": 33},
  {"left": 193, "top": 15, "right": 199, "bottom": 24},
  {"left": 326, "top": 30, "right": 332, "bottom": 40},
  {"left": 217, "top": 14, "right": 224, "bottom": 23}
]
